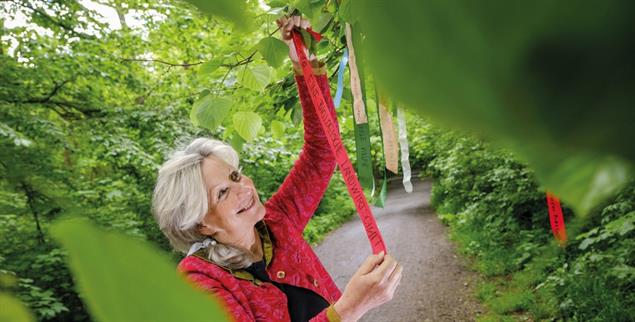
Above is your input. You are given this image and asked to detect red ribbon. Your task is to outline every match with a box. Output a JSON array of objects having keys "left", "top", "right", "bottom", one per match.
[
  {"left": 305, "top": 28, "right": 322, "bottom": 42},
  {"left": 292, "top": 30, "right": 387, "bottom": 254},
  {"left": 546, "top": 192, "right": 567, "bottom": 245}
]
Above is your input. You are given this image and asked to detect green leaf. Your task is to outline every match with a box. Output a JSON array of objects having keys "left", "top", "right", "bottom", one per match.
[
  {"left": 578, "top": 238, "right": 594, "bottom": 251},
  {"left": 292, "top": 103, "right": 303, "bottom": 126},
  {"left": 190, "top": 95, "right": 232, "bottom": 131},
  {"left": 354, "top": 0, "right": 635, "bottom": 215},
  {"left": 292, "top": 0, "right": 324, "bottom": 23},
  {"left": 0, "top": 293, "right": 34, "bottom": 322},
  {"left": 299, "top": 29, "right": 314, "bottom": 54},
  {"left": 0, "top": 122, "right": 32, "bottom": 147},
  {"left": 198, "top": 59, "right": 222, "bottom": 78},
  {"left": 267, "top": 0, "right": 289, "bottom": 8},
  {"left": 230, "top": 133, "right": 245, "bottom": 152},
  {"left": 314, "top": 12, "right": 332, "bottom": 33},
  {"left": 256, "top": 37, "right": 289, "bottom": 68},
  {"left": 338, "top": 0, "right": 353, "bottom": 23},
  {"left": 271, "top": 120, "right": 285, "bottom": 139},
  {"left": 240, "top": 64, "right": 272, "bottom": 92},
  {"left": 606, "top": 211, "right": 635, "bottom": 236},
  {"left": 49, "top": 218, "right": 229, "bottom": 322},
  {"left": 233, "top": 111, "right": 262, "bottom": 142},
  {"left": 535, "top": 154, "right": 632, "bottom": 216},
  {"left": 186, "top": 0, "right": 251, "bottom": 31}
]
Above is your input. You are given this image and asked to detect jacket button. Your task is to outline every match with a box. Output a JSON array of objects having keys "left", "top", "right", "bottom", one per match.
[
  {"left": 276, "top": 271, "right": 286, "bottom": 279},
  {"left": 313, "top": 279, "right": 319, "bottom": 287}
]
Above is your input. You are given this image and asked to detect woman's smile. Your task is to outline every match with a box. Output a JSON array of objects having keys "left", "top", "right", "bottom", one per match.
[{"left": 237, "top": 193, "right": 255, "bottom": 214}]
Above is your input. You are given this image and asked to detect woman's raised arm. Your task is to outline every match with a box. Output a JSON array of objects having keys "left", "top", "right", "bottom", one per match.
[{"left": 264, "top": 16, "right": 339, "bottom": 234}]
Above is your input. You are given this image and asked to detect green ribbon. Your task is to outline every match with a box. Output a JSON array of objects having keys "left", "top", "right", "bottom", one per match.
[
  {"left": 371, "top": 87, "right": 389, "bottom": 208},
  {"left": 347, "top": 24, "right": 375, "bottom": 195},
  {"left": 353, "top": 123, "right": 375, "bottom": 193}
]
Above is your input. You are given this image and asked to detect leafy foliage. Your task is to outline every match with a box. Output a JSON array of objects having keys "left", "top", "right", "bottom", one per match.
[
  {"left": 408, "top": 116, "right": 634, "bottom": 321},
  {"left": 256, "top": 37, "right": 289, "bottom": 68},
  {"left": 2, "top": 0, "right": 633, "bottom": 321},
  {"left": 190, "top": 95, "right": 232, "bottom": 131},
  {"left": 233, "top": 111, "right": 263, "bottom": 142},
  {"left": 0, "top": 1, "right": 360, "bottom": 320}
]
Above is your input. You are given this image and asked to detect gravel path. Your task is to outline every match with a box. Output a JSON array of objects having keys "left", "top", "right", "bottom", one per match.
[{"left": 313, "top": 177, "right": 483, "bottom": 321}]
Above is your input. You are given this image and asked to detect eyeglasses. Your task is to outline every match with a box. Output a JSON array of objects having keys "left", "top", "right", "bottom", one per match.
[{"left": 229, "top": 166, "right": 243, "bottom": 183}]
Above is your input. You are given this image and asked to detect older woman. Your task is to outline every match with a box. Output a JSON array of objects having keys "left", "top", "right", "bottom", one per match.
[{"left": 152, "top": 16, "right": 402, "bottom": 322}]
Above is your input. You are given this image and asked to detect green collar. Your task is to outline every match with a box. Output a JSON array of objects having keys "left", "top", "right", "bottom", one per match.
[{"left": 192, "top": 220, "right": 273, "bottom": 286}]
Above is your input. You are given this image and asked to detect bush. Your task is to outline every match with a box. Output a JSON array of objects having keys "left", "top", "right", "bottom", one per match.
[{"left": 409, "top": 116, "right": 635, "bottom": 321}]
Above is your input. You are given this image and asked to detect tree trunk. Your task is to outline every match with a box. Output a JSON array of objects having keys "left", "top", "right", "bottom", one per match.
[{"left": 115, "top": 4, "right": 128, "bottom": 30}]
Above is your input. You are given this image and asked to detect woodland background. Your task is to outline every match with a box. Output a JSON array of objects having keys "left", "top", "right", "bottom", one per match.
[{"left": 1, "top": 1, "right": 633, "bottom": 321}]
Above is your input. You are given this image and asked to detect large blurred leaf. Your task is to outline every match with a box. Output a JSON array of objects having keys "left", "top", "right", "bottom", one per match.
[
  {"left": 240, "top": 64, "right": 273, "bottom": 92},
  {"left": 233, "top": 111, "right": 262, "bottom": 143},
  {"left": 354, "top": 0, "right": 634, "bottom": 215},
  {"left": 256, "top": 37, "right": 289, "bottom": 68},
  {"left": 190, "top": 95, "right": 232, "bottom": 131},
  {"left": 186, "top": 0, "right": 251, "bottom": 31},
  {"left": 50, "top": 218, "right": 229, "bottom": 322},
  {"left": 534, "top": 154, "right": 632, "bottom": 215},
  {"left": 0, "top": 293, "right": 34, "bottom": 322}
]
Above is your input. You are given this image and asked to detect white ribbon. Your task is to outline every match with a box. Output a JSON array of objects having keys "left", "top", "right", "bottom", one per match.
[
  {"left": 186, "top": 238, "right": 217, "bottom": 256},
  {"left": 397, "top": 107, "right": 413, "bottom": 193}
]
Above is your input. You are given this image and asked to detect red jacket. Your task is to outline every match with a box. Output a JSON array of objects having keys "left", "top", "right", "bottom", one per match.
[{"left": 178, "top": 68, "right": 343, "bottom": 322}]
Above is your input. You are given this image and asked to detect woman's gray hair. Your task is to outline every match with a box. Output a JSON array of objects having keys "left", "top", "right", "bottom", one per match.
[{"left": 152, "top": 137, "right": 253, "bottom": 269}]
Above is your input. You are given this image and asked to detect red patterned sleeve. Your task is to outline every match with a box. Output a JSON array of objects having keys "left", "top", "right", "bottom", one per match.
[
  {"left": 186, "top": 273, "right": 256, "bottom": 322},
  {"left": 265, "top": 71, "right": 338, "bottom": 234}
]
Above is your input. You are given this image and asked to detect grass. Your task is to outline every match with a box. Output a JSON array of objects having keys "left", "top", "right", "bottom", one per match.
[{"left": 442, "top": 212, "right": 563, "bottom": 321}]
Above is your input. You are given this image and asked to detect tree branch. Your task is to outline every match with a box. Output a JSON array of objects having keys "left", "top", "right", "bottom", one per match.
[
  {"left": 20, "top": 182, "right": 46, "bottom": 244},
  {"left": 120, "top": 58, "right": 203, "bottom": 68},
  {"left": 41, "top": 80, "right": 71, "bottom": 102}
]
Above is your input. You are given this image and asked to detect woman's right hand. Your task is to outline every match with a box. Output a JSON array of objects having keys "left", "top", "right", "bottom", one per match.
[
  {"left": 333, "top": 252, "right": 403, "bottom": 322},
  {"left": 275, "top": 15, "right": 316, "bottom": 63}
]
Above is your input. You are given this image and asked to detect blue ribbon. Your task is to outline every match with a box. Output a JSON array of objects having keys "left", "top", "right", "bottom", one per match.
[{"left": 333, "top": 48, "right": 349, "bottom": 109}]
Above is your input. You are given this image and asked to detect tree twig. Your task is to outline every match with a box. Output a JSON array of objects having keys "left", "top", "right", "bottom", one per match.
[{"left": 21, "top": 182, "right": 46, "bottom": 244}]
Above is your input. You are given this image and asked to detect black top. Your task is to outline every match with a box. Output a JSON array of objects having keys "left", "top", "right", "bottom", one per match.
[{"left": 245, "top": 259, "right": 329, "bottom": 322}]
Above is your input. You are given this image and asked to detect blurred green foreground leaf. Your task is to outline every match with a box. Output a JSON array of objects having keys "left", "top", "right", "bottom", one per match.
[
  {"left": 354, "top": 0, "right": 634, "bottom": 215},
  {"left": 0, "top": 293, "right": 34, "bottom": 322},
  {"left": 50, "top": 218, "right": 229, "bottom": 322}
]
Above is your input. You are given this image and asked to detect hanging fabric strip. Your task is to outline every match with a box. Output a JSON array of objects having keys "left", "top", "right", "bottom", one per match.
[
  {"left": 373, "top": 175, "right": 388, "bottom": 208},
  {"left": 372, "top": 88, "right": 388, "bottom": 208},
  {"left": 291, "top": 30, "right": 387, "bottom": 254},
  {"left": 333, "top": 48, "right": 348, "bottom": 109},
  {"left": 345, "top": 23, "right": 374, "bottom": 193},
  {"left": 345, "top": 23, "right": 367, "bottom": 124},
  {"left": 546, "top": 192, "right": 567, "bottom": 246},
  {"left": 397, "top": 108, "right": 413, "bottom": 193},
  {"left": 378, "top": 94, "right": 399, "bottom": 175}
]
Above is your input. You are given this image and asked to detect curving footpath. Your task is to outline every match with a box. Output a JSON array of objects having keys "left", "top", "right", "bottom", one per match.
[{"left": 313, "top": 177, "right": 483, "bottom": 322}]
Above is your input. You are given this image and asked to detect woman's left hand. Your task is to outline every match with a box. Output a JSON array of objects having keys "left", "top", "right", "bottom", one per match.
[{"left": 275, "top": 15, "right": 316, "bottom": 63}]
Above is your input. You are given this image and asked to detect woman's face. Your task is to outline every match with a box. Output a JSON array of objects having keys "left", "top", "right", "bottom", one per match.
[{"left": 198, "top": 155, "right": 265, "bottom": 248}]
